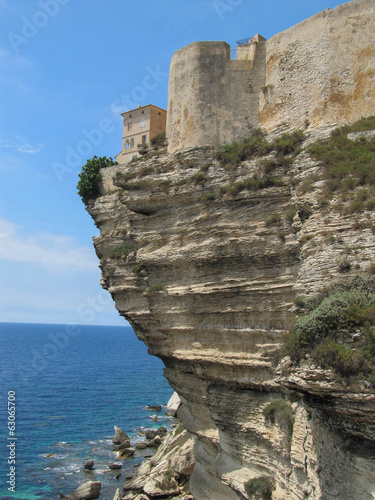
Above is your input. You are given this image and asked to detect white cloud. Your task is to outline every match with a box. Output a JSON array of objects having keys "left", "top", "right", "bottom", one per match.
[
  {"left": 0, "top": 135, "right": 45, "bottom": 154},
  {"left": 0, "top": 217, "right": 98, "bottom": 273}
]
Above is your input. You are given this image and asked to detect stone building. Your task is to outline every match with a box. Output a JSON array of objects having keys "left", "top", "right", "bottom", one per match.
[
  {"left": 166, "top": 0, "right": 375, "bottom": 154},
  {"left": 116, "top": 104, "right": 167, "bottom": 164}
]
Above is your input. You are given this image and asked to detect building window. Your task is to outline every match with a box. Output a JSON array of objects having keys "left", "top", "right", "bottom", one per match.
[
  {"left": 140, "top": 118, "right": 145, "bottom": 128},
  {"left": 142, "top": 110, "right": 144, "bottom": 114},
  {"left": 130, "top": 138, "right": 135, "bottom": 148},
  {"left": 128, "top": 122, "right": 132, "bottom": 131},
  {"left": 125, "top": 139, "right": 130, "bottom": 150},
  {"left": 142, "top": 135, "right": 147, "bottom": 144},
  {"left": 129, "top": 114, "right": 132, "bottom": 118}
]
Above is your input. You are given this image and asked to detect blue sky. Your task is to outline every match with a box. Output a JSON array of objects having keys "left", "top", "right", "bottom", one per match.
[{"left": 0, "top": 0, "right": 345, "bottom": 326}]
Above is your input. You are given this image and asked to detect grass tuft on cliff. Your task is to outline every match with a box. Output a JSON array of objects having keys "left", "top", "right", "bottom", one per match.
[
  {"left": 77, "top": 155, "right": 117, "bottom": 204},
  {"left": 285, "top": 275, "right": 375, "bottom": 381},
  {"left": 245, "top": 476, "right": 275, "bottom": 500},
  {"left": 263, "top": 398, "right": 294, "bottom": 449},
  {"left": 308, "top": 115, "right": 375, "bottom": 213},
  {"left": 216, "top": 128, "right": 305, "bottom": 170}
]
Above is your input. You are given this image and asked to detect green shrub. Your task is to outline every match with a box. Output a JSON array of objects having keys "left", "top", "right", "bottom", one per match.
[
  {"left": 263, "top": 399, "right": 294, "bottom": 442},
  {"left": 190, "top": 172, "right": 209, "bottom": 185},
  {"left": 286, "top": 208, "right": 297, "bottom": 224},
  {"left": 113, "top": 171, "right": 137, "bottom": 188},
  {"left": 138, "top": 166, "right": 154, "bottom": 177},
  {"left": 216, "top": 128, "right": 271, "bottom": 168},
  {"left": 200, "top": 163, "right": 211, "bottom": 172},
  {"left": 146, "top": 284, "right": 165, "bottom": 293},
  {"left": 137, "top": 143, "right": 149, "bottom": 156},
  {"left": 132, "top": 264, "right": 143, "bottom": 274},
  {"left": 150, "top": 132, "right": 166, "bottom": 145},
  {"left": 200, "top": 192, "right": 217, "bottom": 203},
  {"left": 337, "top": 256, "right": 352, "bottom": 272},
  {"left": 271, "top": 130, "right": 305, "bottom": 156},
  {"left": 107, "top": 245, "right": 134, "bottom": 260},
  {"left": 245, "top": 476, "right": 275, "bottom": 500},
  {"left": 265, "top": 214, "right": 281, "bottom": 227},
  {"left": 315, "top": 340, "right": 364, "bottom": 377},
  {"left": 77, "top": 155, "right": 117, "bottom": 203},
  {"left": 216, "top": 129, "right": 305, "bottom": 173},
  {"left": 284, "top": 276, "right": 375, "bottom": 380},
  {"left": 309, "top": 117, "right": 375, "bottom": 207}
]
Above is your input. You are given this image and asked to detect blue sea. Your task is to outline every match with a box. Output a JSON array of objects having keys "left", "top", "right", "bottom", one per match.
[{"left": 0, "top": 323, "right": 174, "bottom": 500}]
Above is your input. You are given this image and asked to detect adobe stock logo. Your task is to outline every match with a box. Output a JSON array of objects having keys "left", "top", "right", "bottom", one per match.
[
  {"left": 7, "top": 0, "right": 70, "bottom": 54},
  {"left": 212, "top": 0, "right": 243, "bottom": 21}
]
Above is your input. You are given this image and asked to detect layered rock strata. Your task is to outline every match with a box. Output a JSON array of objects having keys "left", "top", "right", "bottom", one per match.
[{"left": 88, "top": 125, "right": 375, "bottom": 499}]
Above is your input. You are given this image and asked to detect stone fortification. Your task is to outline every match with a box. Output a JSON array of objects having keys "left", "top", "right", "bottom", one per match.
[
  {"left": 167, "top": 0, "right": 375, "bottom": 153},
  {"left": 260, "top": 0, "right": 375, "bottom": 132},
  {"left": 167, "top": 37, "right": 266, "bottom": 154}
]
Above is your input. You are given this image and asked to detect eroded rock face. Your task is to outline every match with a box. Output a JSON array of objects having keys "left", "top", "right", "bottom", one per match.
[
  {"left": 69, "top": 481, "right": 101, "bottom": 500},
  {"left": 88, "top": 130, "right": 375, "bottom": 499}
]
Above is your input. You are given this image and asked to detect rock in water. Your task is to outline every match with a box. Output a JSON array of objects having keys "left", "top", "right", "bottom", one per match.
[
  {"left": 108, "top": 463, "right": 122, "bottom": 470},
  {"left": 112, "top": 488, "right": 122, "bottom": 500},
  {"left": 84, "top": 460, "right": 94, "bottom": 470},
  {"left": 165, "top": 392, "right": 181, "bottom": 416},
  {"left": 135, "top": 441, "right": 147, "bottom": 449},
  {"left": 112, "top": 426, "right": 131, "bottom": 447},
  {"left": 69, "top": 481, "right": 101, "bottom": 500},
  {"left": 118, "top": 447, "right": 135, "bottom": 457},
  {"left": 146, "top": 404, "right": 162, "bottom": 411},
  {"left": 144, "top": 429, "right": 157, "bottom": 440}
]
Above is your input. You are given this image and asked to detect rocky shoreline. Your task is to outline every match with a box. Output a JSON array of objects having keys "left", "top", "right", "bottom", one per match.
[{"left": 61, "top": 393, "right": 195, "bottom": 500}]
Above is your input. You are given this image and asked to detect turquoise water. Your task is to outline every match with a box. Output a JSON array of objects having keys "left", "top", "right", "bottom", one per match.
[{"left": 0, "top": 323, "right": 174, "bottom": 499}]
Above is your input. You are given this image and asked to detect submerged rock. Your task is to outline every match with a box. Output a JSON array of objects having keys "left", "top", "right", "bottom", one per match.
[
  {"left": 69, "top": 481, "right": 101, "bottom": 500},
  {"left": 117, "top": 447, "right": 135, "bottom": 457},
  {"left": 144, "top": 430, "right": 157, "bottom": 440},
  {"left": 135, "top": 441, "right": 147, "bottom": 449},
  {"left": 108, "top": 462, "right": 122, "bottom": 470},
  {"left": 146, "top": 404, "right": 162, "bottom": 412}
]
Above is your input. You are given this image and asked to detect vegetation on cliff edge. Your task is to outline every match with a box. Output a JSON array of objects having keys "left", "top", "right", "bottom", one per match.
[
  {"left": 216, "top": 128, "right": 305, "bottom": 170},
  {"left": 245, "top": 476, "right": 275, "bottom": 500},
  {"left": 77, "top": 155, "right": 117, "bottom": 204},
  {"left": 308, "top": 115, "right": 375, "bottom": 213},
  {"left": 285, "top": 275, "right": 375, "bottom": 382}
]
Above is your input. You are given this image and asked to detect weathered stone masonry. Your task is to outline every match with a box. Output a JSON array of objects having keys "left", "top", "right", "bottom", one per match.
[{"left": 167, "top": 0, "right": 375, "bottom": 153}]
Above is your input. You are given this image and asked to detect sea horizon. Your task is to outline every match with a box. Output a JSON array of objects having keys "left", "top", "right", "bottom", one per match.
[{"left": 0, "top": 322, "right": 174, "bottom": 499}]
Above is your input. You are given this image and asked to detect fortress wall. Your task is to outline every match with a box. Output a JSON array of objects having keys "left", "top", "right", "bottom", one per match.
[
  {"left": 167, "top": 40, "right": 265, "bottom": 153},
  {"left": 167, "top": 0, "right": 375, "bottom": 154},
  {"left": 260, "top": 0, "right": 375, "bottom": 131}
]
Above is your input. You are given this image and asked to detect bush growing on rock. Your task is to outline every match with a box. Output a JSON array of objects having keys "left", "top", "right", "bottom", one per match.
[
  {"left": 215, "top": 128, "right": 305, "bottom": 170},
  {"left": 77, "top": 155, "right": 117, "bottom": 204},
  {"left": 284, "top": 276, "right": 375, "bottom": 381},
  {"left": 263, "top": 398, "right": 294, "bottom": 448},
  {"left": 308, "top": 115, "right": 375, "bottom": 213},
  {"left": 245, "top": 476, "right": 275, "bottom": 500}
]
